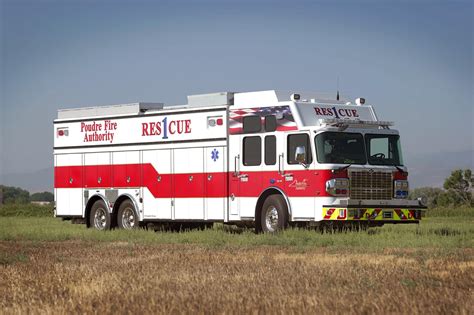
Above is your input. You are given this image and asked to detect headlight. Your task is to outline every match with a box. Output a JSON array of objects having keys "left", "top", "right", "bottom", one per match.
[
  {"left": 326, "top": 178, "right": 350, "bottom": 196},
  {"left": 394, "top": 180, "right": 409, "bottom": 198}
]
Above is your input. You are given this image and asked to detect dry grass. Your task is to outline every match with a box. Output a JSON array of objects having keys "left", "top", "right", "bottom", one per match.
[{"left": 1, "top": 241, "right": 472, "bottom": 314}]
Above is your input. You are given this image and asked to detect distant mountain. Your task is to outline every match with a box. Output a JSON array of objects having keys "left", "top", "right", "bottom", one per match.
[
  {"left": 0, "top": 150, "right": 472, "bottom": 193},
  {"left": 405, "top": 150, "right": 473, "bottom": 188},
  {"left": 1, "top": 167, "right": 54, "bottom": 193}
]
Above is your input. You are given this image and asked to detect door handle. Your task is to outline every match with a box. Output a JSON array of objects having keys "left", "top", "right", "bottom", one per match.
[
  {"left": 234, "top": 155, "right": 240, "bottom": 176},
  {"left": 238, "top": 174, "right": 248, "bottom": 182},
  {"left": 278, "top": 153, "right": 284, "bottom": 175}
]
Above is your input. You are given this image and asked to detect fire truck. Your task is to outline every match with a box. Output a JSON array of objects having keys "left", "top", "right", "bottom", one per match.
[{"left": 54, "top": 90, "right": 426, "bottom": 232}]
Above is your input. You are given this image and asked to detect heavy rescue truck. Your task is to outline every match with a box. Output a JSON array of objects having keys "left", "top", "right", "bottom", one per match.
[{"left": 54, "top": 90, "right": 426, "bottom": 232}]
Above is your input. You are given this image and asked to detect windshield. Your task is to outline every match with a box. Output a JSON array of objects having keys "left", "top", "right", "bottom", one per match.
[
  {"left": 315, "top": 132, "right": 404, "bottom": 166},
  {"left": 365, "top": 134, "right": 403, "bottom": 166},
  {"left": 315, "top": 132, "right": 366, "bottom": 164}
]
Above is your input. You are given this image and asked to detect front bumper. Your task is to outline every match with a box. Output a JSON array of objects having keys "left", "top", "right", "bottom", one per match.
[{"left": 322, "top": 199, "right": 426, "bottom": 222}]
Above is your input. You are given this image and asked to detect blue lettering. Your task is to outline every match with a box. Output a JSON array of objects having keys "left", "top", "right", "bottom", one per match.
[{"left": 162, "top": 117, "right": 168, "bottom": 139}]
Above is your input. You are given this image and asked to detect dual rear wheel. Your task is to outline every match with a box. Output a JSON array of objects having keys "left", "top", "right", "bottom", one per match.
[{"left": 89, "top": 199, "right": 138, "bottom": 231}]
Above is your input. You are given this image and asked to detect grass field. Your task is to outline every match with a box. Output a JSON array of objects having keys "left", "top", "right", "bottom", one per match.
[{"left": 0, "top": 206, "right": 473, "bottom": 314}]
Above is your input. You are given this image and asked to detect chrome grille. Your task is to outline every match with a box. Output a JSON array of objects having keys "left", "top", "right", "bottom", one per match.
[{"left": 350, "top": 171, "right": 393, "bottom": 200}]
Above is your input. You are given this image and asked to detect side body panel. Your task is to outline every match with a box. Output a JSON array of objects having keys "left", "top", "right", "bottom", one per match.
[
  {"left": 55, "top": 153, "right": 83, "bottom": 216},
  {"left": 204, "top": 146, "right": 226, "bottom": 220},
  {"left": 142, "top": 149, "right": 173, "bottom": 219},
  {"left": 173, "top": 147, "right": 205, "bottom": 220}
]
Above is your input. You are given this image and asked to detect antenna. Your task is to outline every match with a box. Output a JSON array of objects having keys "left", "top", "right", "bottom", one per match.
[{"left": 336, "top": 77, "right": 340, "bottom": 101}]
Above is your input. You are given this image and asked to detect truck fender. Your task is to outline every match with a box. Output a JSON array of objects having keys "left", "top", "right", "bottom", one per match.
[
  {"left": 113, "top": 193, "right": 141, "bottom": 221},
  {"left": 256, "top": 187, "right": 292, "bottom": 218}
]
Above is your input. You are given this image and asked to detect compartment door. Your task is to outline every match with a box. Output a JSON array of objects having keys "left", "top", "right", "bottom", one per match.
[
  {"left": 112, "top": 151, "right": 141, "bottom": 188},
  {"left": 84, "top": 152, "right": 111, "bottom": 188},
  {"left": 204, "top": 146, "right": 226, "bottom": 220},
  {"left": 173, "top": 148, "right": 205, "bottom": 220},
  {"left": 142, "top": 150, "right": 172, "bottom": 219},
  {"left": 55, "top": 153, "right": 83, "bottom": 216}
]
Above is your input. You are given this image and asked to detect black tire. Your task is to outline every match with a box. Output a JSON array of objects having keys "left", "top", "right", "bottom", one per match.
[
  {"left": 90, "top": 200, "right": 112, "bottom": 231},
  {"left": 259, "top": 194, "right": 288, "bottom": 233},
  {"left": 117, "top": 200, "right": 139, "bottom": 229}
]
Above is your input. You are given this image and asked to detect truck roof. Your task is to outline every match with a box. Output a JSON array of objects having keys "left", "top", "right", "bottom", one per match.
[
  {"left": 55, "top": 90, "right": 377, "bottom": 124},
  {"left": 57, "top": 102, "right": 165, "bottom": 120}
]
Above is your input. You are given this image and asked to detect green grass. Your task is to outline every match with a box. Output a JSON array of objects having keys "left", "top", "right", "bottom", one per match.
[
  {"left": 0, "top": 204, "right": 53, "bottom": 217},
  {"left": 0, "top": 216, "right": 472, "bottom": 251},
  {"left": 1, "top": 204, "right": 472, "bottom": 251},
  {"left": 425, "top": 206, "right": 474, "bottom": 217}
]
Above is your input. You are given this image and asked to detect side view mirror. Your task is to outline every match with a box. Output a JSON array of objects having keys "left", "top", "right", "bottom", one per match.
[{"left": 295, "top": 146, "right": 308, "bottom": 168}]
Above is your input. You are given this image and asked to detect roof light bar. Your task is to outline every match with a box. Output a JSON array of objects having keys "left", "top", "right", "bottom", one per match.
[{"left": 320, "top": 118, "right": 394, "bottom": 127}]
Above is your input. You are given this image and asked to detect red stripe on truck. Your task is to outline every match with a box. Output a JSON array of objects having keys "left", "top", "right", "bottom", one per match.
[{"left": 55, "top": 164, "right": 393, "bottom": 198}]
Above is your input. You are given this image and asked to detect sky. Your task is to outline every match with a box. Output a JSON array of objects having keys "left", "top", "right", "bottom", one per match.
[{"left": 0, "top": 0, "right": 473, "bottom": 177}]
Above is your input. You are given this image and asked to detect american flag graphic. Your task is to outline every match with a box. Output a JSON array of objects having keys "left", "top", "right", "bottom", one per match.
[{"left": 229, "top": 106, "right": 298, "bottom": 134}]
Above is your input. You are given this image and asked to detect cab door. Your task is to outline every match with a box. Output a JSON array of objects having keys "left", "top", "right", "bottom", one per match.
[
  {"left": 282, "top": 131, "right": 315, "bottom": 220},
  {"left": 237, "top": 134, "right": 263, "bottom": 218}
]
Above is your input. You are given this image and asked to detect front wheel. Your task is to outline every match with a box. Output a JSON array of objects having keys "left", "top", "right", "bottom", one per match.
[
  {"left": 259, "top": 195, "right": 288, "bottom": 233},
  {"left": 117, "top": 200, "right": 139, "bottom": 229}
]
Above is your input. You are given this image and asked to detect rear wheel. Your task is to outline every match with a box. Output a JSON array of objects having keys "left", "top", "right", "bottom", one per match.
[
  {"left": 117, "top": 200, "right": 138, "bottom": 229},
  {"left": 90, "top": 200, "right": 111, "bottom": 231},
  {"left": 259, "top": 195, "right": 288, "bottom": 233}
]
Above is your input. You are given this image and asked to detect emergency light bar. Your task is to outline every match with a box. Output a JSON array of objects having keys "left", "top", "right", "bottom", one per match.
[{"left": 320, "top": 118, "right": 394, "bottom": 128}]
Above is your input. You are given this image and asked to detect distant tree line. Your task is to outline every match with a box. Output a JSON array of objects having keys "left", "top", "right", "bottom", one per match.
[
  {"left": 0, "top": 185, "right": 53, "bottom": 205},
  {"left": 410, "top": 169, "right": 473, "bottom": 208}
]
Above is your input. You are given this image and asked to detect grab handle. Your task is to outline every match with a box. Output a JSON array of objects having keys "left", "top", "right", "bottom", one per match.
[{"left": 234, "top": 154, "right": 240, "bottom": 176}]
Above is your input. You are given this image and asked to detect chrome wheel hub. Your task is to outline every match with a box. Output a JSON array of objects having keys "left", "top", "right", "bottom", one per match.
[
  {"left": 94, "top": 208, "right": 107, "bottom": 230},
  {"left": 122, "top": 207, "right": 136, "bottom": 229},
  {"left": 265, "top": 206, "right": 279, "bottom": 232}
]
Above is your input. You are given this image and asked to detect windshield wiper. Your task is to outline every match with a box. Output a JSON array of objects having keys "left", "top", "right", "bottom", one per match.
[{"left": 332, "top": 164, "right": 352, "bottom": 173}]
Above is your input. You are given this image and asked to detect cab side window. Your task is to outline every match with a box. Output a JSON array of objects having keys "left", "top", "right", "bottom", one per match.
[
  {"left": 264, "top": 135, "right": 276, "bottom": 165},
  {"left": 287, "top": 134, "right": 312, "bottom": 165},
  {"left": 243, "top": 136, "right": 261, "bottom": 166}
]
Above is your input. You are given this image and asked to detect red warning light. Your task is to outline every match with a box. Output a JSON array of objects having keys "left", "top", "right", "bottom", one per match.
[
  {"left": 58, "top": 130, "right": 64, "bottom": 136},
  {"left": 216, "top": 118, "right": 223, "bottom": 125}
]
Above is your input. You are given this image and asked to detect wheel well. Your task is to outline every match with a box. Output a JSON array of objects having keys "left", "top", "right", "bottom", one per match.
[
  {"left": 255, "top": 188, "right": 290, "bottom": 226},
  {"left": 85, "top": 195, "right": 106, "bottom": 228}
]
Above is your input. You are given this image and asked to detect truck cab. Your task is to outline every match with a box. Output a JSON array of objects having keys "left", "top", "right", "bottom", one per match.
[{"left": 228, "top": 91, "right": 425, "bottom": 231}]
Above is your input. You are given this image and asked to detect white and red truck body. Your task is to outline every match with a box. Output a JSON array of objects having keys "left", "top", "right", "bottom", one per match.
[{"left": 54, "top": 90, "right": 425, "bottom": 229}]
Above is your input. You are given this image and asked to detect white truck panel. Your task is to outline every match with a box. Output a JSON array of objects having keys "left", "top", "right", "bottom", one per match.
[
  {"left": 142, "top": 149, "right": 173, "bottom": 219},
  {"left": 55, "top": 153, "right": 83, "bottom": 216},
  {"left": 204, "top": 146, "right": 226, "bottom": 220},
  {"left": 173, "top": 148, "right": 205, "bottom": 220}
]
